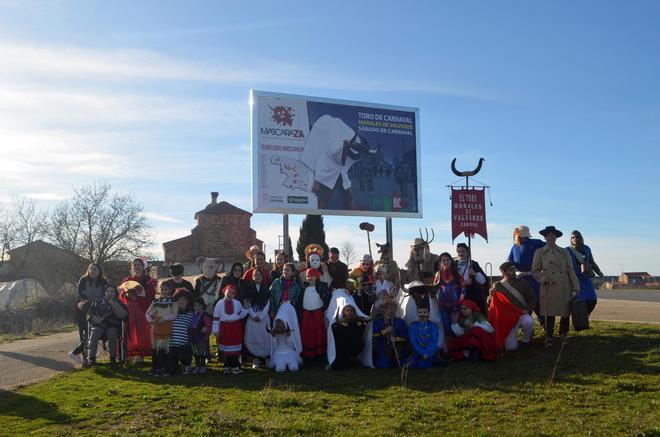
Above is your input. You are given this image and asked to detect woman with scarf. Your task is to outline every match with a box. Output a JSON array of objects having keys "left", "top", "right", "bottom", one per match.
[
  {"left": 120, "top": 258, "right": 157, "bottom": 363},
  {"left": 566, "top": 230, "right": 603, "bottom": 314},
  {"left": 269, "top": 262, "right": 303, "bottom": 318},
  {"left": 434, "top": 252, "right": 465, "bottom": 338}
]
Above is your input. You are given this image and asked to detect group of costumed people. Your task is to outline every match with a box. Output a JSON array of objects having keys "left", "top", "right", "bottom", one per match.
[{"left": 68, "top": 224, "right": 601, "bottom": 373}]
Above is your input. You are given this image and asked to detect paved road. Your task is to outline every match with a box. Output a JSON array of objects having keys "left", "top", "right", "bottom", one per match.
[
  {"left": 597, "top": 290, "right": 660, "bottom": 303},
  {"left": 0, "top": 331, "right": 79, "bottom": 390}
]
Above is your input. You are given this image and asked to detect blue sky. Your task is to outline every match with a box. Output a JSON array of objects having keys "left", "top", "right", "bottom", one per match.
[{"left": 0, "top": 1, "right": 658, "bottom": 274}]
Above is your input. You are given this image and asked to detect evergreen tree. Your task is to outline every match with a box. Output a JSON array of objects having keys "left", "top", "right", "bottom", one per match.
[{"left": 296, "top": 215, "right": 329, "bottom": 262}]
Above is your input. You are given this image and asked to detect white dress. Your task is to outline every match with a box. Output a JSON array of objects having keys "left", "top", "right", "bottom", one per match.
[
  {"left": 244, "top": 299, "right": 271, "bottom": 358},
  {"left": 268, "top": 302, "right": 303, "bottom": 372},
  {"left": 270, "top": 334, "right": 300, "bottom": 372}
]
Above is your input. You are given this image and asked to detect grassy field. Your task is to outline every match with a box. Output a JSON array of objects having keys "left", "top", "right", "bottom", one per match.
[
  {"left": 0, "top": 323, "right": 75, "bottom": 345},
  {"left": 1, "top": 321, "right": 658, "bottom": 436}
]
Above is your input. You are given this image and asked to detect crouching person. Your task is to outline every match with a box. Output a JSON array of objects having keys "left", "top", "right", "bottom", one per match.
[
  {"left": 448, "top": 299, "right": 497, "bottom": 362},
  {"left": 86, "top": 285, "right": 128, "bottom": 367},
  {"left": 328, "top": 302, "right": 369, "bottom": 371},
  {"left": 408, "top": 303, "right": 440, "bottom": 369},
  {"left": 488, "top": 262, "right": 537, "bottom": 351}
]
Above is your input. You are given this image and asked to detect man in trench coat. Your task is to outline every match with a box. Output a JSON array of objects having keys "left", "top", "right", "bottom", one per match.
[{"left": 531, "top": 226, "right": 579, "bottom": 346}]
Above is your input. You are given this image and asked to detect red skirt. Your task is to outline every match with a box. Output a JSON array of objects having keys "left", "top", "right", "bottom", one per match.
[
  {"left": 125, "top": 300, "right": 152, "bottom": 357},
  {"left": 301, "top": 309, "right": 327, "bottom": 358},
  {"left": 448, "top": 326, "right": 498, "bottom": 361},
  {"left": 219, "top": 320, "right": 243, "bottom": 356}
]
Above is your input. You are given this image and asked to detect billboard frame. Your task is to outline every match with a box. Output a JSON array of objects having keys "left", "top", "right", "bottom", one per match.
[{"left": 250, "top": 89, "right": 422, "bottom": 218}]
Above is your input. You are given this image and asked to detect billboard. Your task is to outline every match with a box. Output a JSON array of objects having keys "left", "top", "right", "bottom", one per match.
[{"left": 251, "top": 90, "right": 422, "bottom": 218}]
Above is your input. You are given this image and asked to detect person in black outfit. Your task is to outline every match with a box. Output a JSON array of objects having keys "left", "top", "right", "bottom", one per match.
[
  {"left": 327, "top": 247, "right": 348, "bottom": 290},
  {"left": 329, "top": 304, "right": 367, "bottom": 370},
  {"left": 162, "top": 263, "right": 195, "bottom": 295}
]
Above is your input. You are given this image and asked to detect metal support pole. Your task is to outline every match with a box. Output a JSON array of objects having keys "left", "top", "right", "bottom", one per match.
[
  {"left": 283, "top": 214, "right": 289, "bottom": 257},
  {"left": 385, "top": 217, "right": 393, "bottom": 259}
]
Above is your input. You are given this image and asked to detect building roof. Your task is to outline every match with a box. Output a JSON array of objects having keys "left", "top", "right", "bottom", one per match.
[
  {"left": 622, "top": 272, "right": 651, "bottom": 277},
  {"left": 162, "top": 234, "right": 193, "bottom": 248},
  {"left": 194, "top": 201, "right": 252, "bottom": 219},
  {"left": 8, "top": 240, "right": 84, "bottom": 260}
]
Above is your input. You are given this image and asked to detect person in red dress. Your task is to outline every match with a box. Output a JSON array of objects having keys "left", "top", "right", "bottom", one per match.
[
  {"left": 119, "top": 258, "right": 157, "bottom": 363},
  {"left": 299, "top": 268, "right": 331, "bottom": 362}
]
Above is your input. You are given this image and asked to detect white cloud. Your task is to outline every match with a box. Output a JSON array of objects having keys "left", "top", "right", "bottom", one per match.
[
  {"left": 140, "top": 211, "right": 182, "bottom": 224},
  {"left": 0, "top": 40, "right": 501, "bottom": 100}
]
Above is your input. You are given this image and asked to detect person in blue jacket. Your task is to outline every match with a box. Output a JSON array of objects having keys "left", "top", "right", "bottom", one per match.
[
  {"left": 566, "top": 230, "right": 603, "bottom": 314},
  {"left": 408, "top": 303, "right": 440, "bottom": 369},
  {"left": 507, "top": 225, "right": 545, "bottom": 322}
]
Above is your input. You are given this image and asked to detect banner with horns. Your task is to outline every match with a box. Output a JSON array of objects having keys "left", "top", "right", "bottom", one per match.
[{"left": 451, "top": 187, "right": 488, "bottom": 242}]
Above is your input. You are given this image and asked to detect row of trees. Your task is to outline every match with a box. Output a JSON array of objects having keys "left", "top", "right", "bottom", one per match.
[
  {"left": 1, "top": 183, "right": 360, "bottom": 273},
  {"left": 0, "top": 183, "right": 152, "bottom": 265}
]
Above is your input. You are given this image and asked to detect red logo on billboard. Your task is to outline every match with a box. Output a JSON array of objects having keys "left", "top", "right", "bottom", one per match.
[
  {"left": 269, "top": 105, "right": 295, "bottom": 127},
  {"left": 451, "top": 188, "right": 488, "bottom": 242}
]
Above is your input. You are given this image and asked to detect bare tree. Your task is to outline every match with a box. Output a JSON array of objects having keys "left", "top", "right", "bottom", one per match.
[
  {"left": 49, "top": 183, "right": 152, "bottom": 263},
  {"left": 340, "top": 241, "right": 356, "bottom": 267},
  {"left": 0, "top": 207, "right": 17, "bottom": 261},
  {"left": 13, "top": 198, "right": 48, "bottom": 247}
]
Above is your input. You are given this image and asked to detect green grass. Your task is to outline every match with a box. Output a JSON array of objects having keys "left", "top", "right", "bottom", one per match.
[
  {"left": 1, "top": 321, "right": 658, "bottom": 436},
  {"left": 0, "top": 324, "right": 75, "bottom": 345}
]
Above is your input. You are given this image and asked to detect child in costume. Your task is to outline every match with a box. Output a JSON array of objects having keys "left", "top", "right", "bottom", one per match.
[
  {"left": 243, "top": 269, "right": 271, "bottom": 369},
  {"left": 434, "top": 252, "right": 466, "bottom": 337},
  {"left": 409, "top": 304, "right": 440, "bottom": 369},
  {"left": 268, "top": 302, "right": 302, "bottom": 372},
  {"left": 189, "top": 297, "right": 212, "bottom": 374},
  {"left": 448, "top": 299, "right": 497, "bottom": 362},
  {"left": 168, "top": 289, "right": 194, "bottom": 374},
  {"left": 145, "top": 282, "right": 178, "bottom": 376},
  {"left": 372, "top": 300, "right": 409, "bottom": 368},
  {"left": 299, "top": 268, "right": 331, "bottom": 362},
  {"left": 374, "top": 266, "right": 394, "bottom": 298},
  {"left": 85, "top": 285, "right": 128, "bottom": 367},
  {"left": 212, "top": 284, "right": 247, "bottom": 374}
]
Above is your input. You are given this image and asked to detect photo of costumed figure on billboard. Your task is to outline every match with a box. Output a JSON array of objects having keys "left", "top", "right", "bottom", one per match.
[{"left": 255, "top": 92, "right": 420, "bottom": 217}]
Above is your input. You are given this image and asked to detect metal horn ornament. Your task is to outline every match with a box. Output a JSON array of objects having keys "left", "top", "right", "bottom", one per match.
[{"left": 451, "top": 157, "right": 485, "bottom": 177}]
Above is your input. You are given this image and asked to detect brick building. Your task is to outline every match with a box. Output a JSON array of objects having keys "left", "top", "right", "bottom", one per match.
[{"left": 162, "top": 193, "right": 262, "bottom": 266}]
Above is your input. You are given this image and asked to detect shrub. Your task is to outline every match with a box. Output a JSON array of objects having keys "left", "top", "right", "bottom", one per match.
[{"left": 0, "top": 289, "right": 76, "bottom": 335}]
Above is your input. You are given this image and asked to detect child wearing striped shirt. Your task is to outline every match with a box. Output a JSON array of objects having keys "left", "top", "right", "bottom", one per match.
[{"left": 169, "top": 288, "right": 195, "bottom": 375}]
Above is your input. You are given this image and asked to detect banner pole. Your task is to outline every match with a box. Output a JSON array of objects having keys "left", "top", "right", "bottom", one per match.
[
  {"left": 386, "top": 217, "right": 393, "bottom": 259},
  {"left": 283, "top": 214, "right": 289, "bottom": 258}
]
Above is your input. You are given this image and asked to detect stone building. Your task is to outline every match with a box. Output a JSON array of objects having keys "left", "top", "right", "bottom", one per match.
[{"left": 162, "top": 193, "right": 262, "bottom": 266}]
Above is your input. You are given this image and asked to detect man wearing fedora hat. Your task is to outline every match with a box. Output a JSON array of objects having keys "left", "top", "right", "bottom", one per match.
[
  {"left": 507, "top": 225, "right": 546, "bottom": 323},
  {"left": 532, "top": 226, "right": 579, "bottom": 346}
]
